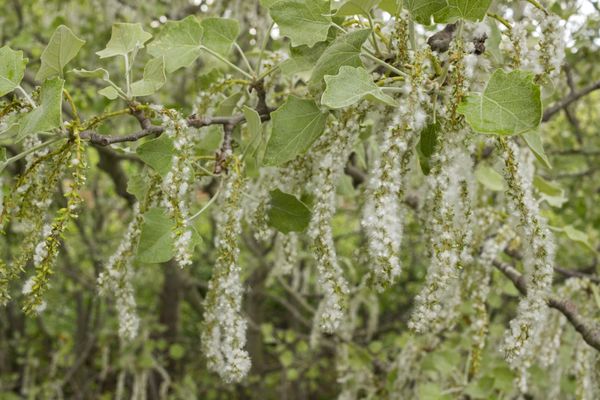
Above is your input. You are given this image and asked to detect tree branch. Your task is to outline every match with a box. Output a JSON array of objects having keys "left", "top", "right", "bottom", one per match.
[
  {"left": 492, "top": 259, "right": 600, "bottom": 352},
  {"left": 543, "top": 79, "right": 600, "bottom": 122},
  {"left": 79, "top": 108, "right": 272, "bottom": 146}
]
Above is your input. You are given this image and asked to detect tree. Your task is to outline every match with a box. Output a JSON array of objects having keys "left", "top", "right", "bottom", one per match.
[{"left": 1, "top": 0, "right": 599, "bottom": 398}]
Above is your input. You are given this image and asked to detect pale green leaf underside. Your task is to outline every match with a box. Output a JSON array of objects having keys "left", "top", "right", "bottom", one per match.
[
  {"left": 71, "top": 67, "right": 110, "bottom": 80},
  {"left": 36, "top": 25, "right": 85, "bottom": 81},
  {"left": 309, "top": 29, "right": 370, "bottom": 93},
  {"left": 0, "top": 46, "right": 27, "bottom": 96},
  {"left": 16, "top": 77, "right": 64, "bottom": 142},
  {"left": 335, "top": 0, "right": 380, "bottom": 16},
  {"left": 131, "top": 57, "right": 166, "bottom": 97},
  {"left": 523, "top": 130, "right": 552, "bottom": 169},
  {"left": 97, "top": 23, "right": 152, "bottom": 58},
  {"left": 269, "top": 0, "right": 332, "bottom": 47},
  {"left": 98, "top": 86, "right": 119, "bottom": 100},
  {"left": 200, "top": 17, "right": 240, "bottom": 56},
  {"left": 242, "top": 105, "right": 262, "bottom": 138},
  {"left": 405, "top": 0, "right": 491, "bottom": 24},
  {"left": 475, "top": 164, "right": 505, "bottom": 191},
  {"left": 147, "top": 16, "right": 204, "bottom": 73},
  {"left": 458, "top": 69, "right": 542, "bottom": 136},
  {"left": 321, "top": 66, "right": 397, "bottom": 108},
  {"left": 136, "top": 207, "right": 175, "bottom": 263},
  {"left": 136, "top": 134, "right": 174, "bottom": 176},
  {"left": 264, "top": 96, "right": 326, "bottom": 165},
  {"left": 280, "top": 41, "right": 329, "bottom": 77}
]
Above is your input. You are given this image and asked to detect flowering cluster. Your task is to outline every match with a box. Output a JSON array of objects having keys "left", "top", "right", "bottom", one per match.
[
  {"left": 273, "top": 232, "right": 299, "bottom": 277},
  {"left": 308, "top": 109, "right": 363, "bottom": 333},
  {"left": 23, "top": 132, "right": 87, "bottom": 315},
  {"left": 159, "top": 109, "right": 195, "bottom": 267},
  {"left": 244, "top": 168, "right": 277, "bottom": 243},
  {"left": 574, "top": 339, "right": 600, "bottom": 400},
  {"left": 408, "top": 130, "right": 472, "bottom": 334},
  {"left": 97, "top": 203, "right": 144, "bottom": 341},
  {"left": 362, "top": 61, "right": 428, "bottom": 291},
  {"left": 201, "top": 158, "right": 251, "bottom": 383},
  {"left": 499, "top": 138, "right": 555, "bottom": 383},
  {"left": 468, "top": 223, "right": 514, "bottom": 377},
  {"left": 500, "top": 6, "right": 565, "bottom": 81},
  {"left": 537, "top": 15, "right": 565, "bottom": 81}
]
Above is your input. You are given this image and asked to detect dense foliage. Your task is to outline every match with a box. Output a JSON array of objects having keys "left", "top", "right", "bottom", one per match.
[{"left": 1, "top": 0, "right": 600, "bottom": 399}]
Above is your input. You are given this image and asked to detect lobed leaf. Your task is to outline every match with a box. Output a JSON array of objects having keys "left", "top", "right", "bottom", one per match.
[
  {"left": 97, "top": 23, "right": 152, "bottom": 59},
  {"left": 36, "top": 25, "right": 85, "bottom": 81},
  {"left": 321, "top": 66, "right": 397, "bottom": 108},
  {"left": 0, "top": 46, "right": 27, "bottom": 96},
  {"left": 268, "top": 0, "right": 332, "bottom": 47},
  {"left": 147, "top": 16, "right": 204, "bottom": 73}
]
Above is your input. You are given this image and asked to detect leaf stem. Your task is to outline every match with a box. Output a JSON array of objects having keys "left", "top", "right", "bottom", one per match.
[
  {"left": 256, "top": 21, "right": 275, "bottom": 74},
  {"left": 124, "top": 54, "right": 132, "bottom": 98},
  {"left": 200, "top": 45, "right": 254, "bottom": 79},
  {"left": 2, "top": 137, "right": 64, "bottom": 168},
  {"left": 256, "top": 63, "right": 281, "bottom": 81},
  {"left": 80, "top": 108, "right": 132, "bottom": 130},
  {"left": 63, "top": 89, "right": 80, "bottom": 124},
  {"left": 362, "top": 52, "right": 408, "bottom": 78},
  {"left": 188, "top": 186, "right": 221, "bottom": 221},
  {"left": 524, "top": 0, "right": 548, "bottom": 15},
  {"left": 486, "top": 12, "right": 512, "bottom": 30},
  {"left": 17, "top": 85, "right": 36, "bottom": 108},
  {"left": 234, "top": 42, "right": 256, "bottom": 77},
  {"left": 366, "top": 13, "right": 381, "bottom": 55}
]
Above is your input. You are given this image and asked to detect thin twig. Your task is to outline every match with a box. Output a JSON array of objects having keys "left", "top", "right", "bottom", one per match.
[{"left": 493, "top": 259, "right": 600, "bottom": 352}]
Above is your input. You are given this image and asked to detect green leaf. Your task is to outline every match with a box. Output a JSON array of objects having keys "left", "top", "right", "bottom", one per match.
[
  {"left": 533, "top": 176, "right": 566, "bottom": 207},
  {"left": 72, "top": 67, "right": 110, "bottom": 80},
  {"left": 36, "top": 25, "right": 85, "bottom": 81},
  {"left": 335, "top": 0, "right": 380, "bottom": 16},
  {"left": 14, "top": 77, "right": 64, "bottom": 143},
  {"left": 242, "top": 105, "right": 262, "bottom": 138},
  {"left": 267, "top": 189, "right": 312, "bottom": 233},
  {"left": 264, "top": 96, "right": 326, "bottom": 165},
  {"left": 98, "top": 86, "right": 119, "bottom": 100},
  {"left": 136, "top": 207, "right": 174, "bottom": 263},
  {"left": 131, "top": 57, "right": 166, "bottom": 97},
  {"left": 200, "top": 18, "right": 240, "bottom": 56},
  {"left": 280, "top": 41, "right": 329, "bottom": 77},
  {"left": 554, "top": 225, "right": 594, "bottom": 251},
  {"left": 416, "top": 122, "right": 440, "bottom": 175},
  {"left": 379, "top": 0, "right": 399, "bottom": 13},
  {"left": 96, "top": 23, "right": 152, "bottom": 59},
  {"left": 417, "top": 383, "right": 451, "bottom": 400},
  {"left": 458, "top": 69, "right": 542, "bottom": 136},
  {"left": 309, "top": 29, "right": 370, "bottom": 93},
  {"left": 321, "top": 66, "right": 397, "bottom": 108},
  {"left": 279, "top": 350, "right": 294, "bottom": 368},
  {"left": 0, "top": 46, "right": 27, "bottom": 96},
  {"left": 136, "top": 134, "right": 174, "bottom": 176},
  {"left": 216, "top": 91, "right": 243, "bottom": 116},
  {"left": 269, "top": 0, "right": 332, "bottom": 47},
  {"left": 147, "top": 16, "right": 204, "bottom": 73},
  {"left": 464, "top": 376, "right": 495, "bottom": 399},
  {"left": 405, "top": 0, "right": 491, "bottom": 24},
  {"left": 169, "top": 344, "right": 186, "bottom": 360},
  {"left": 523, "top": 130, "right": 552, "bottom": 169},
  {"left": 475, "top": 164, "right": 505, "bottom": 191},
  {"left": 127, "top": 169, "right": 150, "bottom": 200}
]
